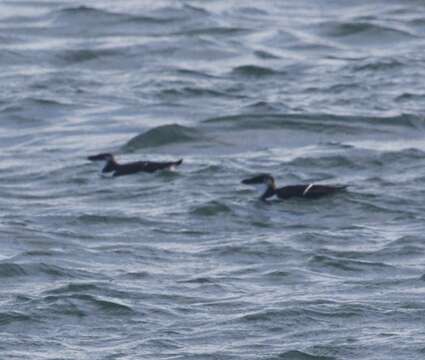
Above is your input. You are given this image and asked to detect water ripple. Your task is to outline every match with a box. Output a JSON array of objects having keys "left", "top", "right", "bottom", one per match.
[{"left": 1, "top": 0, "right": 425, "bottom": 358}]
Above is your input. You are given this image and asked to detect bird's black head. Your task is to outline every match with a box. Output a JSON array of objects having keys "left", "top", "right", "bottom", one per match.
[
  {"left": 241, "top": 174, "right": 276, "bottom": 201},
  {"left": 87, "top": 153, "right": 114, "bottom": 162},
  {"left": 241, "top": 174, "right": 275, "bottom": 186},
  {"left": 87, "top": 153, "right": 116, "bottom": 173}
]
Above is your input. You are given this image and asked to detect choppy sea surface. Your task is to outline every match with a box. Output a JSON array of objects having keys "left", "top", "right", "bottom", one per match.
[{"left": 1, "top": 0, "right": 425, "bottom": 359}]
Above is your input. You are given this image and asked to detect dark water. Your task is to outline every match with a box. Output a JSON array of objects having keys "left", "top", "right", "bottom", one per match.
[{"left": 1, "top": 0, "right": 425, "bottom": 359}]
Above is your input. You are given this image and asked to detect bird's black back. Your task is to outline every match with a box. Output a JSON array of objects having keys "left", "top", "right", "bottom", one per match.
[
  {"left": 113, "top": 160, "right": 182, "bottom": 176},
  {"left": 275, "top": 184, "right": 346, "bottom": 199}
]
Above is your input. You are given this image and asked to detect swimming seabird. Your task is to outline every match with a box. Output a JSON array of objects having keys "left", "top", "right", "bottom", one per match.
[
  {"left": 242, "top": 173, "right": 347, "bottom": 201},
  {"left": 88, "top": 153, "right": 183, "bottom": 177}
]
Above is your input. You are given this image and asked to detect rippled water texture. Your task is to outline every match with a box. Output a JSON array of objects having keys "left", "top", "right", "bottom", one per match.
[{"left": 1, "top": 1, "right": 425, "bottom": 359}]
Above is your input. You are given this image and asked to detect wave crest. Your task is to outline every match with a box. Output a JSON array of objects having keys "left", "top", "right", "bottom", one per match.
[
  {"left": 231, "top": 65, "right": 281, "bottom": 77},
  {"left": 123, "top": 124, "right": 202, "bottom": 149}
]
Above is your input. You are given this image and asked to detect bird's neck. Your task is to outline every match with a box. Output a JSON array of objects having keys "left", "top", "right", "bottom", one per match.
[
  {"left": 260, "top": 184, "right": 276, "bottom": 201},
  {"left": 102, "top": 158, "right": 118, "bottom": 173}
]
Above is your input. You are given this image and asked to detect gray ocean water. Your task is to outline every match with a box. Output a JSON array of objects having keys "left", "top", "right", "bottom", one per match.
[{"left": 1, "top": 0, "right": 425, "bottom": 359}]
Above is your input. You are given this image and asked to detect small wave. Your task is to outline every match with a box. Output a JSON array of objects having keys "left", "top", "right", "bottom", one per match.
[
  {"left": 57, "top": 5, "right": 105, "bottom": 14},
  {"left": 180, "top": 276, "right": 216, "bottom": 284},
  {"left": 395, "top": 92, "right": 425, "bottom": 103},
  {"left": 53, "top": 5, "right": 119, "bottom": 20},
  {"left": 203, "top": 112, "right": 421, "bottom": 132},
  {"left": 46, "top": 282, "right": 99, "bottom": 295},
  {"left": 53, "top": 5, "right": 180, "bottom": 26},
  {"left": 231, "top": 65, "right": 281, "bottom": 77},
  {"left": 190, "top": 201, "right": 232, "bottom": 217},
  {"left": 201, "top": 242, "right": 294, "bottom": 260},
  {"left": 159, "top": 86, "right": 230, "bottom": 99},
  {"left": 121, "top": 271, "right": 150, "bottom": 280},
  {"left": 52, "top": 5, "right": 184, "bottom": 33},
  {"left": 175, "top": 26, "right": 250, "bottom": 37},
  {"left": 59, "top": 48, "right": 120, "bottom": 64},
  {"left": 308, "top": 255, "right": 393, "bottom": 274},
  {"left": 238, "top": 6, "right": 270, "bottom": 16},
  {"left": 51, "top": 5, "right": 126, "bottom": 30},
  {"left": 37, "top": 263, "right": 82, "bottom": 278},
  {"left": 269, "top": 350, "right": 335, "bottom": 360},
  {"left": 123, "top": 124, "right": 203, "bottom": 150},
  {"left": 55, "top": 3, "right": 212, "bottom": 28},
  {"left": 320, "top": 21, "right": 416, "bottom": 42},
  {"left": 386, "top": 235, "right": 424, "bottom": 248},
  {"left": 379, "top": 148, "right": 425, "bottom": 163},
  {"left": 86, "top": 295, "right": 134, "bottom": 314},
  {"left": 75, "top": 214, "right": 143, "bottom": 226},
  {"left": 0, "top": 311, "right": 32, "bottom": 326},
  {"left": 175, "top": 68, "right": 218, "bottom": 79},
  {"left": 1, "top": 97, "right": 72, "bottom": 114},
  {"left": 0, "top": 262, "right": 93, "bottom": 279},
  {"left": 22, "top": 250, "right": 58, "bottom": 257},
  {"left": 239, "top": 308, "right": 296, "bottom": 323},
  {"left": 0, "top": 263, "right": 27, "bottom": 277},
  {"left": 192, "top": 164, "right": 225, "bottom": 174},
  {"left": 263, "top": 270, "right": 291, "bottom": 278},
  {"left": 288, "top": 154, "right": 360, "bottom": 170},
  {"left": 126, "top": 4, "right": 210, "bottom": 26},
  {"left": 254, "top": 50, "right": 281, "bottom": 59},
  {"left": 376, "top": 235, "right": 425, "bottom": 257},
  {"left": 43, "top": 293, "right": 134, "bottom": 316},
  {"left": 353, "top": 58, "right": 404, "bottom": 72},
  {"left": 244, "top": 101, "right": 282, "bottom": 112},
  {"left": 235, "top": 301, "right": 352, "bottom": 324},
  {"left": 0, "top": 33, "right": 22, "bottom": 44},
  {"left": 0, "top": 50, "right": 28, "bottom": 67},
  {"left": 120, "top": 14, "right": 180, "bottom": 25},
  {"left": 29, "top": 98, "right": 70, "bottom": 107},
  {"left": 149, "top": 3, "right": 209, "bottom": 18}
]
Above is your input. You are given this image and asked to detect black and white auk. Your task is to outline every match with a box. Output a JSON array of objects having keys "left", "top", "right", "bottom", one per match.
[
  {"left": 88, "top": 153, "right": 183, "bottom": 177},
  {"left": 241, "top": 174, "right": 347, "bottom": 201}
]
